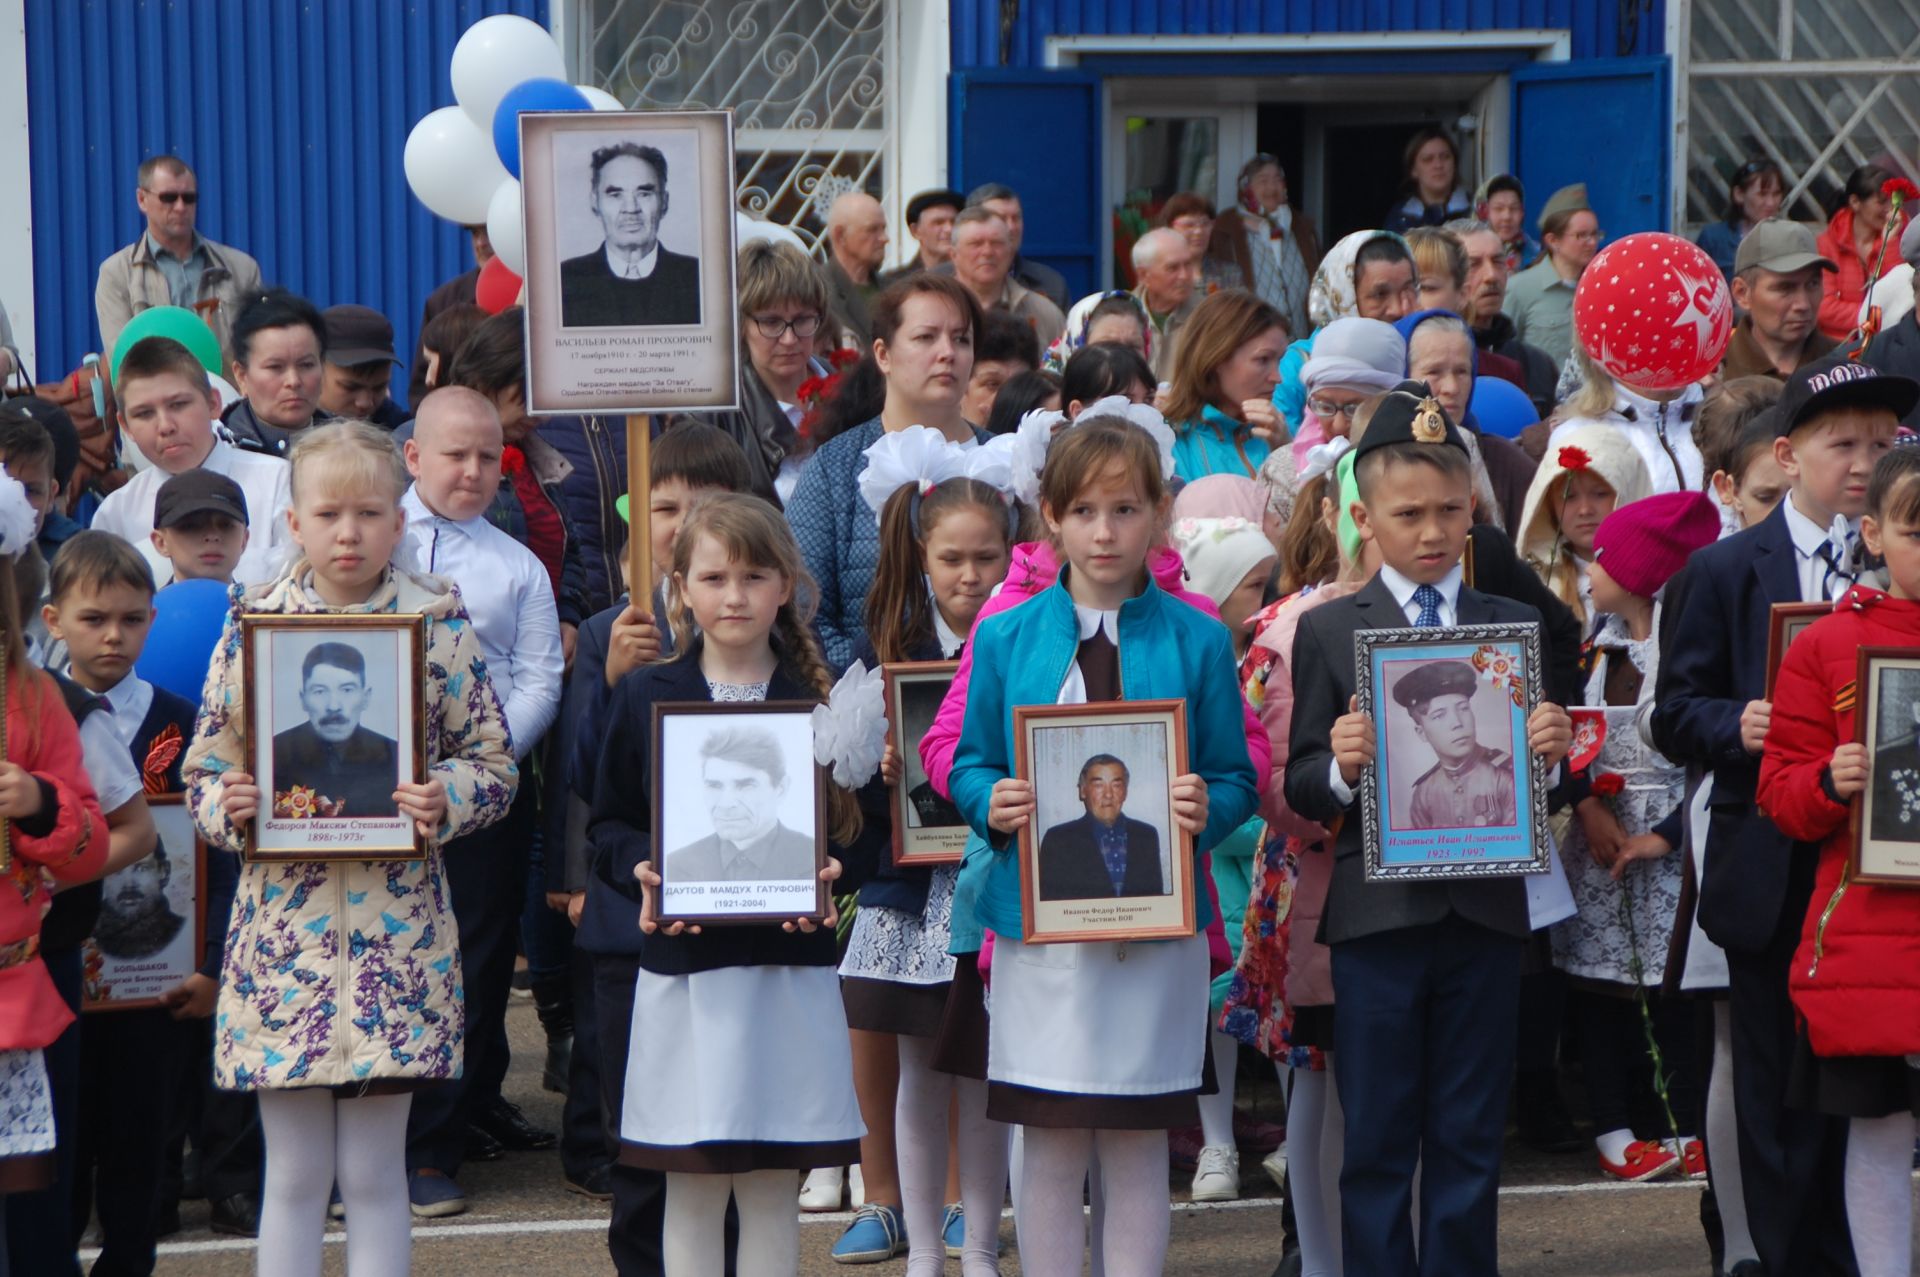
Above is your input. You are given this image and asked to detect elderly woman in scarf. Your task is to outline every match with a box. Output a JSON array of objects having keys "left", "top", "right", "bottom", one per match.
[
  {"left": 1043, "top": 290, "right": 1152, "bottom": 374},
  {"left": 1271, "top": 230, "right": 1418, "bottom": 435},
  {"left": 1256, "top": 317, "right": 1404, "bottom": 528}
]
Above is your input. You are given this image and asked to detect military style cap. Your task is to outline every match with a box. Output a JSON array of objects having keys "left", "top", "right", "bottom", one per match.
[
  {"left": 1538, "top": 182, "right": 1590, "bottom": 228},
  {"left": 1351, "top": 380, "right": 1471, "bottom": 461},
  {"left": 1392, "top": 660, "right": 1479, "bottom": 711}
]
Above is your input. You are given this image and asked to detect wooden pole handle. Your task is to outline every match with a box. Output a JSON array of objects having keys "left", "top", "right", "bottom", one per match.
[{"left": 627, "top": 414, "right": 653, "bottom": 621}]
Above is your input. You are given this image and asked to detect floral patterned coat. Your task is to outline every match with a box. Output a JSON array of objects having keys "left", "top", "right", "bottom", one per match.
[{"left": 184, "top": 566, "right": 518, "bottom": 1091}]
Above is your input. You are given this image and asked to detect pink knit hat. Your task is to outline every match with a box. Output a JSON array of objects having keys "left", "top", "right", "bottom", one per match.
[{"left": 1592, "top": 491, "right": 1721, "bottom": 599}]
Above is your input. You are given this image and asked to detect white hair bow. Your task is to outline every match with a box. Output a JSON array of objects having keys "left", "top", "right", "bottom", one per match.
[
  {"left": 1072, "top": 397, "right": 1179, "bottom": 482},
  {"left": 857, "top": 424, "right": 1019, "bottom": 522},
  {"left": 1001, "top": 398, "right": 1177, "bottom": 507},
  {"left": 0, "top": 466, "right": 37, "bottom": 560},
  {"left": 811, "top": 660, "right": 888, "bottom": 789},
  {"left": 1299, "top": 437, "right": 1352, "bottom": 485}
]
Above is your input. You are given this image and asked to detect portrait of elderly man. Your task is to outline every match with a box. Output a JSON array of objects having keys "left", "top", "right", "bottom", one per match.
[
  {"left": 93, "top": 846, "right": 188, "bottom": 961},
  {"left": 560, "top": 140, "right": 702, "bottom": 328},
  {"left": 271, "top": 640, "right": 400, "bottom": 819},
  {"left": 666, "top": 723, "right": 816, "bottom": 883},
  {"left": 1037, "top": 753, "right": 1165, "bottom": 901}
]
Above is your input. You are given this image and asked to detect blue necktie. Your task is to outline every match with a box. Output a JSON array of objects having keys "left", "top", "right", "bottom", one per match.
[{"left": 1413, "top": 583, "right": 1443, "bottom": 628}]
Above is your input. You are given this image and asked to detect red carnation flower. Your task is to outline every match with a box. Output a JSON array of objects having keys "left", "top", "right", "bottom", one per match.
[
  {"left": 501, "top": 445, "right": 526, "bottom": 477},
  {"left": 1557, "top": 445, "right": 1592, "bottom": 473},
  {"left": 1590, "top": 773, "right": 1625, "bottom": 799},
  {"left": 1881, "top": 177, "right": 1920, "bottom": 205},
  {"left": 827, "top": 348, "right": 861, "bottom": 371}
]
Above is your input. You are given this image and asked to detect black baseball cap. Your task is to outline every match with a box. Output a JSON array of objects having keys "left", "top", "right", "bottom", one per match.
[
  {"left": 154, "top": 468, "right": 249, "bottom": 529},
  {"left": 322, "top": 304, "right": 400, "bottom": 368},
  {"left": 1770, "top": 354, "right": 1920, "bottom": 437}
]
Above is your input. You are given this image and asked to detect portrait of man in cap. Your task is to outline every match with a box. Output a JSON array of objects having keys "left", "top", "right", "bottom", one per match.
[{"left": 1390, "top": 660, "right": 1517, "bottom": 831}]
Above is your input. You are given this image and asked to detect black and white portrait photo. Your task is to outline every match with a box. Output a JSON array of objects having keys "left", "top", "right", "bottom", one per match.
[
  {"left": 886, "top": 662, "right": 966, "bottom": 865},
  {"left": 1014, "top": 701, "right": 1194, "bottom": 944},
  {"left": 654, "top": 704, "right": 824, "bottom": 922},
  {"left": 245, "top": 616, "right": 425, "bottom": 860},
  {"left": 83, "top": 796, "right": 203, "bottom": 1010},
  {"left": 558, "top": 139, "right": 703, "bottom": 329},
  {"left": 1866, "top": 664, "right": 1920, "bottom": 846},
  {"left": 1385, "top": 659, "right": 1518, "bottom": 833}
]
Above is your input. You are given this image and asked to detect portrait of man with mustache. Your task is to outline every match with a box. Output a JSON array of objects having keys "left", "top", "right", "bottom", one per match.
[{"left": 271, "top": 640, "right": 400, "bottom": 819}]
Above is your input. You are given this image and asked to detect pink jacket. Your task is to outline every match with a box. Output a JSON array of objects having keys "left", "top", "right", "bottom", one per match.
[
  {"left": 921, "top": 540, "right": 1272, "bottom": 975},
  {"left": 1248, "top": 581, "right": 1360, "bottom": 1009}
]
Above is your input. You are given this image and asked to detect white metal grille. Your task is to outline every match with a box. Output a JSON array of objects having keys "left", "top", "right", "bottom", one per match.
[
  {"left": 582, "top": 0, "right": 890, "bottom": 252},
  {"left": 1681, "top": 0, "right": 1920, "bottom": 230}
]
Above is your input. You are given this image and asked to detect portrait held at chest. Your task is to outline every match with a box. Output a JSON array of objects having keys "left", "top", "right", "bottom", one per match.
[
  {"left": 652, "top": 702, "right": 827, "bottom": 924},
  {"left": 884, "top": 661, "right": 966, "bottom": 866},
  {"left": 1852, "top": 652, "right": 1920, "bottom": 884},
  {"left": 1359, "top": 624, "right": 1552, "bottom": 881},
  {"left": 518, "top": 110, "right": 741, "bottom": 414},
  {"left": 242, "top": 615, "right": 427, "bottom": 860},
  {"left": 1013, "top": 700, "right": 1194, "bottom": 944},
  {"left": 82, "top": 796, "right": 205, "bottom": 1010},
  {"left": 1765, "top": 601, "right": 1831, "bottom": 699}
]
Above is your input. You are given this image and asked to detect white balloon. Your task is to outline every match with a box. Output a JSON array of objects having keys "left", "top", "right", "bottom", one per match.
[
  {"left": 575, "top": 84, "right": 625, "bottom": 112},
  {"left": 734, "top": 211, "right": 810, "bottom": 253},
  {"left": 451, "top": 14, "right": 566, "bottom": 132},
  {"left": 487, "top": 178, "right": 527, "bottom": 276},
  {"left": 404, "top": 106, "right": 512, "bottom": 226}
]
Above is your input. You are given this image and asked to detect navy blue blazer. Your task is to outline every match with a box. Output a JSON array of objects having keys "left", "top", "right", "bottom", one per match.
[{"left": 1649, "top": 501, "right": 1809, "bottom": 953}]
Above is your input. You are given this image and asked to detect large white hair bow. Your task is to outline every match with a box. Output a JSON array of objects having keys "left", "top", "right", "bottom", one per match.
[
  {"left": 811, "top": 660, "right": 888, "bottom": 788},
  {"left": 857, "top": 424, "right": 1018, "bottom": 521},
  {"left": 1001, "top": 398, "right": 1178, "bottom": 507},
  {"left": 1299, "top": 436, "right": 1352, "bottom": 485},
  {"left": 0, "top": 466, "right": 37, "bottom": 560}
]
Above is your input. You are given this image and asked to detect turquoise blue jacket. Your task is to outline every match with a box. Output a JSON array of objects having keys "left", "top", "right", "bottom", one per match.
[
  {"left": 1272, "top": 327, "right": 1319, "bottom": 434},
  {"left": 947, "top": 569, "right": 1260, "bottom": 945},
  {"left": 1170, "top": 405, "right": 1273, "bottom": 482}
]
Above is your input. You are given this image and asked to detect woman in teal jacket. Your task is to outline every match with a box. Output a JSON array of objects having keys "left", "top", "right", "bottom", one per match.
[{"left": 1162, "top": 291, "right": 1289, "bottom": 482}]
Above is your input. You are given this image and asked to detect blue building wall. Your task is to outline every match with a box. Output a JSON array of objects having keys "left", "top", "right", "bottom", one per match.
[
  {"left": 953, "top": 0, "right": 1667, "bottom": 68},
  {"left": 25, "top": 0, "right": 547, "bottom": 384}
]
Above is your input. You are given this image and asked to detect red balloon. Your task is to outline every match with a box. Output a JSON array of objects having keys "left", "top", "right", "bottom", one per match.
[
  {"left": 1572, "top": 232, "right": 1733, "bottom": 393},
  {"left": 475, "top": 255, "right": 523, "bottom": 315}
]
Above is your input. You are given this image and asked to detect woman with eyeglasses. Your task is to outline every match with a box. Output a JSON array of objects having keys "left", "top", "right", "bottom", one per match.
[
  {"left": 1817, "top": 163, "right": 1908, "bottom": 342},
  {"left": 1696, "top": 159, "right": 1787, "bottom": 284},
  {"left": 671, "top": 240, "right": 836, "bottom": 508}
]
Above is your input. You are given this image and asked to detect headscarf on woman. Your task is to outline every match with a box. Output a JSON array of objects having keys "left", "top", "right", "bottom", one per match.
[
  {"left": 1044, "top": 290, "right": 1152, "bottom": 374},
  {"left": 1273, "top": 229, "right": 1411, "bottom": 434}
]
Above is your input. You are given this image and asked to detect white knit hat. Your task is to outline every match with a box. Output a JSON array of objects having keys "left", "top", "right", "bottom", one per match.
[{"left": 1171, "top": 516, "right": 1277, "bottom": 608}]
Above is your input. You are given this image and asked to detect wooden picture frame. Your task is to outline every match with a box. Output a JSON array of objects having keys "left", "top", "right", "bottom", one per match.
[
  {"left": 1013, "top": 699, "right": 1194, "bottom": 945},
  {"left": 883, "top": 661, "right": 966, "bottom": 867},
  {"left": 1764, "top": 602, "right": 1830, "bottom": 699},
  {"left": 1850, "top": 646, "right": 1920, "bottom": 885},
  {"left": 82, "top": 794, "right": 207, "bottom": 1012},
  {"left": 242, "top": 614, "right": 428, "bottom": 862},
  {"left": 651, "top": 701, "right": 828, "bottom": 926},
  {"left": 1356, "top": 622, "right": 1552, "bottom": 882}
]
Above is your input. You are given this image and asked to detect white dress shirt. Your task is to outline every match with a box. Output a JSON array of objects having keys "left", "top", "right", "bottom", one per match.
[
  {"left": 605, "top": 242, "right": 659, "bottom": 280},
  {"left": 90, "top": 438, "right": 293, "bottom": 587},
  {"left": 1782, "top": 495, "right": 1857, "bottom": 603},
  {"left": 62, "top": 670, "right": 146, "bottom": 814},
  {"left": 401, "top": 485, "right": 563, "bottom": 758},
  {"left": 1328, "top": 564, "right": 1465, "bottom": 803}
]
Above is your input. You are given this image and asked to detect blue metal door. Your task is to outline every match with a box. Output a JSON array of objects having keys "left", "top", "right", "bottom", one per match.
[
  {"left": 949, "top": 70, "right": 1103, "bottom": 300},
  {"left": 1512, "top": 58, "right": 1672, "bottom": 237}
]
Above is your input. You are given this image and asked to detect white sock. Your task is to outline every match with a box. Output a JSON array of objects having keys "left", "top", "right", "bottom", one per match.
[
  {"left": 1092, "top": 1129, "right": 1173, "bottom": 1277},
  {"left": 1016, "top": 1126, "right": 1092, "bottom": 1277},
  {"left": 256, "top": 1088, "right": 335, "bottom": 1277},
  {"left": 1196, "top": 1029, "right": 1240, "bottom": 1150},
  {"left": 1708, "top": 1003, "right": 1758, "bottom": 1266},
  {"left": 1845, "top": 1111, "right": 1917, "bottom": 1277},
  {"left": 334, "top": 1092, "right": 414, "bottom": 1277},
  {"left": 1595, "top": 1127, "right": 1637, "bottom": 1165},
  {"left": 955, "top": 1077, "right": 1008, "bottom": 1277},
  {"left": 663, "top": 1173, "right": 733, "bottom": 1277},
  {"left": 731, "top": 1170, "right": 802, "bottom": 1277},
  {"left": 1288, "top": 1066, "right": 1345, "bottom": 1277},
  {"left": 896, "top": 1036, "right": 956, "bottom": 1277}
]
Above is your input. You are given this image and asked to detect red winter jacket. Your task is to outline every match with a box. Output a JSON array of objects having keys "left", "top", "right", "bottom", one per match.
[{"left": 1759, "top": 586, "right": 1920, "bottom": 1057}]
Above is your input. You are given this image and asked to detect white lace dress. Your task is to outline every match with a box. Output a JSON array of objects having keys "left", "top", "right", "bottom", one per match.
[{"left": 0, "top": 1048, "right": 55, "bottom": 1160}]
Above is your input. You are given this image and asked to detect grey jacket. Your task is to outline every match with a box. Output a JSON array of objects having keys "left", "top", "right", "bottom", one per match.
[{"left": 95, "top": 234, "right": 263, "bottom": 362}]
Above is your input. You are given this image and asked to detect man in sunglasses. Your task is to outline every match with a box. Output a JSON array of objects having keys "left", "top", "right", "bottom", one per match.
[{"left": 96, "top": 154, "right": 261, "bottom": 365}]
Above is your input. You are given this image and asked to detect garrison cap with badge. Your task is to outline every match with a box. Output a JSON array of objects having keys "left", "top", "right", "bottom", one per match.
[{"left": 1352, "top": 380, "right": 1472, "bottom": 460}]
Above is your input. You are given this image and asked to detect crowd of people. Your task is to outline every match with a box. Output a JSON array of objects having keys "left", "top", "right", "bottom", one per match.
[{"left": 0, "top": 137, "right": 1917, "bottom": 1277}]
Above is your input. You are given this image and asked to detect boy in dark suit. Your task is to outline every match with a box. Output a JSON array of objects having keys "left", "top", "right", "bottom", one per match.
[
  {"left": 1036, "top": 754, "right": 1165, "bottom": 899},
  {"left": 1285, "top": 383, "right": 1572, "bottom": 1277},
  {"left": 1653, "top": 354, "right": 1917, "bottom": 1276}
]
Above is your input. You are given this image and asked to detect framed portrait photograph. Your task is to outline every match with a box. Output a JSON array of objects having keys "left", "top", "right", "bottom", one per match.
[
  {"left": 884, "top": 661, "right": 966, "bottom": 866},
  {"left": 1012, "top": 700, "right": 1194, "bottom": 945},
  {"left": 242, "top": 615, "right": 427, "bottom": 862},
  {"left": 1851, "top": 648, "right": 1920, "bottom": 884},
  {"left": 520, "top": 109, "right": 741, "bottom": 415},
  {"left": 652, "top": 701, "right": 828, "bottom": 925},
  {"left": 1357, "top": 623, "right": 1552, "bottom": 882},
  {"left": 1765, "top": 602, "right": 1830, "bottom": 699},
  {"left": 82, "top": 794, "right": 205, "bottom": 1011}
]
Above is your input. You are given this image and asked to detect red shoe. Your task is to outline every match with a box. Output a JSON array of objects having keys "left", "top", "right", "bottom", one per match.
[
  {"left": 1597, "top": 1139, "right": 1681, "bottom": 1183},
  {"left": 1682, "top": 1138, "right": 1707, "bottom": 1179}
]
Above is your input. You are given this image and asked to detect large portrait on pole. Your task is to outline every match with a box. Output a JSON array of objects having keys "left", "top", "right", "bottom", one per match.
[{"left": 520, "top": 109, "right": 740, "bottom": 415}]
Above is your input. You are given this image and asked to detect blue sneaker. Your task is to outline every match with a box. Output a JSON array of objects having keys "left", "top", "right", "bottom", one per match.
[
  {"left": 407, "top": 1170, "right": 468, "bottom": 1218},
  {"left": 942, "top": 1202, "right": 964, "bottom": 1258},
  {"left": 830, "top": 1202, "right": 905, "bottom": 1263}
]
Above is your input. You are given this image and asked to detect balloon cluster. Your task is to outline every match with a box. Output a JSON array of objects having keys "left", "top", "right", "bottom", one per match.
[{"left": 401, "top": 16, "right": 624, "bottom": 313}]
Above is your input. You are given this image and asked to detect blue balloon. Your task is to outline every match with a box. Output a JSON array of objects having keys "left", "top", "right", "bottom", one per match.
[
  {"left": 136, "top": 578, "right": 234, "bottom": 706},
  {"left": 1469, "top": 374, "right": 1539, "bottom": 440},
  {"left": 492, "top": 78, "right": 590, "bottom": 178}
]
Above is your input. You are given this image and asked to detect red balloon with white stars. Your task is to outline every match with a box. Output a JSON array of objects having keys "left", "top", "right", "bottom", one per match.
[{"left": 1572, "top": 232, "right": 1733, "bottom": 393}]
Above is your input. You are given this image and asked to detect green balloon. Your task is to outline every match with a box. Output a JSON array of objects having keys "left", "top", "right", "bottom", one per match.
[{"left": 110, "top": 306, "right": 224, "bottom": 385}]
